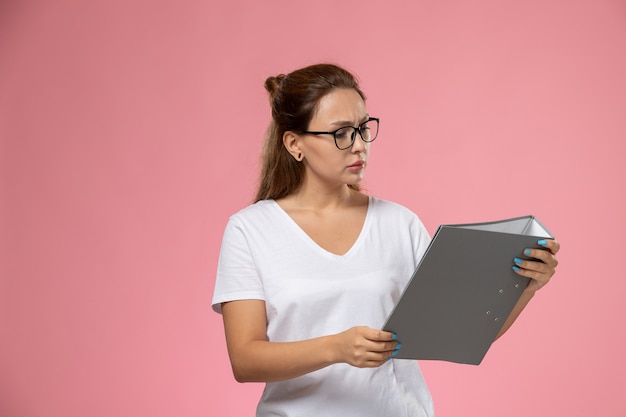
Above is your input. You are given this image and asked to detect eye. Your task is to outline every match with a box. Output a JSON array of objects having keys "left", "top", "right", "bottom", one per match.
[
  {"left": 334, "top": 127, "right": 352, "bottom": 140},
  {"left": 359, "top": 119, "right": 379, "bottom": 141},
  {"left": 359, "top": 123, "right": 371, "bottom": 139}
]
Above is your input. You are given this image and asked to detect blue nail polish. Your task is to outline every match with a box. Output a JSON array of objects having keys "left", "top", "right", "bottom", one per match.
[
  {"left": 392, "top": 333, "right": 398, "bottom": 340},
  {"left": 538, "top": 239, "right": 548, "bottom": 246},
  {"left": 524, "top": 249, "right": 531, "bottom": 256},
  {"left": 395, "top": 343, "right": 402, "bottom": 349},
  {"left": 392, "top": 349, "right": 399, "bottom": 356},
  {"left": 512, "top": 265, "right": 521, "bottom": 272},
  {"left": 514, "top": 258, "right": 523, "bottom": 265}
]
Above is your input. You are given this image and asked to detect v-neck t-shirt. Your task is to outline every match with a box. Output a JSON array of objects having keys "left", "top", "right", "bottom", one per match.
[{"left": 212, "top": 197, "right": 434, "bottom": 417}]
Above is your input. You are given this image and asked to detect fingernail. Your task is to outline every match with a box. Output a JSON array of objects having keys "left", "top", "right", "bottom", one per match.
[
  {"left": 512, "top": 265, "right": 521, "bottom": 272},
  {"left": 395, "top": 343, "right": 402, "bottom": 349},
  {"left": 514, "top": 258, "right": 523, "bottom": 265},
  {"left": 524, "top": 249, "right": 531, "bottom": 256},
  {"left": 392, "top": 333, "right": 398, "bottom": 340},
  {"left": 538, "top": 239, "right": 548, "bottom": 246},
  {"left": 392, "top": 349, "right": 400, "bottom": 356}
]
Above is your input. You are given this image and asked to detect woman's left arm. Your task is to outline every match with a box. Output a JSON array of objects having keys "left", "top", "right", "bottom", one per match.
[{"left": 495, "top": 238, "right": 561, "bottom": 339}]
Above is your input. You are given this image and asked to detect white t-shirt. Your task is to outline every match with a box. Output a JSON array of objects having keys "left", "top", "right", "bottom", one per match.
[{"left": 212, "top": 197, "right": 434, "bottom": 417}]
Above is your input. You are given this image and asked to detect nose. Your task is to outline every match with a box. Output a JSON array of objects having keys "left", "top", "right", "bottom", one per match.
[{"left": 350, "top": 130, "right": 368, "bottom": 153}]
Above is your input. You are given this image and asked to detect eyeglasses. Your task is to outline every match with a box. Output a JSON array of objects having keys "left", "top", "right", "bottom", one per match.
[{"left": 302, "top": 117, "right": 380, "bottom": 150}]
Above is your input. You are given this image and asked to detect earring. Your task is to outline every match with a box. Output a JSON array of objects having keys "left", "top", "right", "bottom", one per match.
[{"left": 296, "top": 153, "right": 303, "bottom": 161}]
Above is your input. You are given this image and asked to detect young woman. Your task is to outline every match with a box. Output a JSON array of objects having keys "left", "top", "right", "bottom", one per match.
[{"left": 212, "top": 63, "right": 560, "bottom": 417}]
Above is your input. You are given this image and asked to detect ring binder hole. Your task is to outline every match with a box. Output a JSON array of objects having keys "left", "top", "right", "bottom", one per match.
[
  {"left": 486, "top": 311, "right": 491, "bottom": 315},
  {"left": 515, "top": 283, "right": 520, "bottom": 288},
  {"left": 499, "top": 289, "right": 504, "bottom": 294},
  {"left": 494, "top": 317, "right": 500, "bottom": 322}
]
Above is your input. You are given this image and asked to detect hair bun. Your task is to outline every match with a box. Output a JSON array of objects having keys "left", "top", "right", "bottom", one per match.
[{"left": 264, "top": 74, "right": 286, "bottom": 95}]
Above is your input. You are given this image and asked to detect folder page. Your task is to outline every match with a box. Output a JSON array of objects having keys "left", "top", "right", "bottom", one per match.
[{"left": 382, "top": 216, "right": 553, "bottom": 365}]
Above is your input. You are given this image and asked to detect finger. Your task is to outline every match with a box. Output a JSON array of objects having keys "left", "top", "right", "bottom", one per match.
[
  {"left": 354, "top": 349, "right": 398, "bottom": 368},
  {"left": 513, "top": 257, "right": 551, "bottom": 274},
  {"left": 359, "top": 330, "right": 401, "bottom": 353},
  {"left": 512, "top": 259, "right": 554, "bottom": 288},
  {"left": 514, "top": 268, "right": 552, "bottom": 290},
  {"left": 356, "top": 331, "right": 399, "bottom": 352},
  {"left": 369, "top": 346, "right": 401, "bottom": 364},
  {"left": 521, "top": 248, "right": 559, "bottom": 268},
  {"left": 538, "top": 238, "right": 560, "bottom": 255},
  {"left": 513, "top": 264, "right": 550, "bottom": 280},
  {"left": 365, "top": 328, "right": 396, "bottom": 342},
  {"left": 363, "top": 358, "right": 390, "bottom": 368},
  {"left": 370, "top": 340, "right": 401, "bottom": 353}
]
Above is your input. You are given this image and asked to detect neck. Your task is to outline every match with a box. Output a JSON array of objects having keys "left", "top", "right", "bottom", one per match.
[{"left": 290, "top": 183, "right": 355, "bottom": 212}]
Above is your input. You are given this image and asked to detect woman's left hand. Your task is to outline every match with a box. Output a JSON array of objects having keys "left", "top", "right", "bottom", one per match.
[{"left": 512, "top": 239, "right": 560, "bottom": 293}]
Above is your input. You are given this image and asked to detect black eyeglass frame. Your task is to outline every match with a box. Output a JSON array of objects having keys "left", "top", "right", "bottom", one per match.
[{"left": 301, "top": 117, "right": 380, "bottom": 150}]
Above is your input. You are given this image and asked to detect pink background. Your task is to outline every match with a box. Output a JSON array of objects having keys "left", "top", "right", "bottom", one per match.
[{"left": 1, "top": 1, "right": 625, "bottom": 416}]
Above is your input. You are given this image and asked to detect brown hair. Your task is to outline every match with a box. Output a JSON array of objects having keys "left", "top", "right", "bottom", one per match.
[{"left": 254, "top": 63, "right": 366, "bottom": 202}]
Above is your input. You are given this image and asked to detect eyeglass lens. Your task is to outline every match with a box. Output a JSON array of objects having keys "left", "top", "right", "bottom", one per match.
[{"left": 334, "top": 119, "right": 379, "bottom": 149}]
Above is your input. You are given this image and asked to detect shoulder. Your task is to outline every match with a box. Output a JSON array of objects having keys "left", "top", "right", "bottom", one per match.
[
  {"left": 368, "top": 196, "right": 430, "bottom": 236},
  {"left": 221, "top": 199, "right": 291, "bottom": 246},
  {"left": 228, "top": 199, "right": 280, "bottom": 225},
  {"left": 369, "top": 196, "right": 421, "bottom": 220},
  {"left": 368, "top": 197, "right": 432, "bottom": 261}
]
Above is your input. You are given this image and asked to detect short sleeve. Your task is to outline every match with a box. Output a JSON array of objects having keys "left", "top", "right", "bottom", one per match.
[
  {"left": 409, "top": 215, "right": 432, "bottom": 268},
  {"left": 211, "top": 216, "right": 265, "bottom": 314}
]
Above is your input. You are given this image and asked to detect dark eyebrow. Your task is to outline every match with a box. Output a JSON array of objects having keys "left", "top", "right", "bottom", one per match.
[{"left": 328, "top": 115, "right": 370, "bottom": 127}]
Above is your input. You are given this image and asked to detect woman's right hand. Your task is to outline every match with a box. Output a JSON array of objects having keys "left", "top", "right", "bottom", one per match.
[
  {"left": 334, "top": 326, "right": 400, "bottom": 367},
  {"left": 223, "top": 300, "right": 401, "bottom": 382}
]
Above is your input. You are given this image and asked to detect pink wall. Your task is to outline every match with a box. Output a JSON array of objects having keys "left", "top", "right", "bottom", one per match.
[{"left": 1, "top": 1, "right": 625, "bottom": 416}]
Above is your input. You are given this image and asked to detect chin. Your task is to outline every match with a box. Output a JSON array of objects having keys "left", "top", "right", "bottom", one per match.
[{"left": 347, "top": 174, "right": 365, "bottom": 185}]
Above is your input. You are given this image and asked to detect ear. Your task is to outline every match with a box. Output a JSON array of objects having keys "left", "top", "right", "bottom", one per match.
[{"left": 283, "top": 131, "right": 303, "bottom": 161}]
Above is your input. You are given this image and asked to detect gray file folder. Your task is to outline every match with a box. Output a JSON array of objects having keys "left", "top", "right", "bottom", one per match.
[{"left": 383, "top": 215, "right": 553, "bottom": 365}]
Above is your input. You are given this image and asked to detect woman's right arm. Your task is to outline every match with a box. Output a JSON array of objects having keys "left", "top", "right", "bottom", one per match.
[{"left": 221, "top": 300, "right": 399, "bottom": 383}]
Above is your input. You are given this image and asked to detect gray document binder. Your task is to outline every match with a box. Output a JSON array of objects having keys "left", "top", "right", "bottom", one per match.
[{"left": 383, "top": 215, "right": 553, "bottom": 365}]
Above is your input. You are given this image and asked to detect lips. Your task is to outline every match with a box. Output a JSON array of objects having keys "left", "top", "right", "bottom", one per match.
[{"left": 348, "top": 160, "right": 365, "bottom": 169}]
